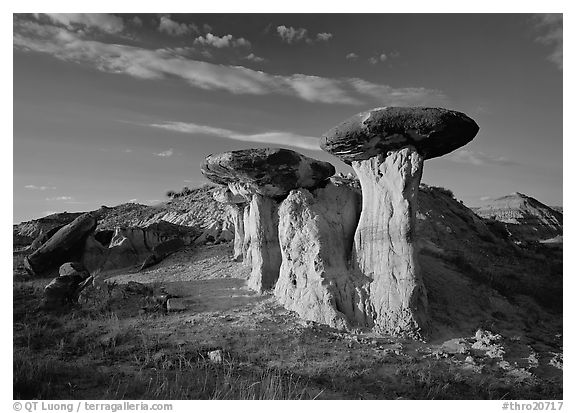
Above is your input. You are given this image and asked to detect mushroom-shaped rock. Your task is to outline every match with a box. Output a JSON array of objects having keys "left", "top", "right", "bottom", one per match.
[
  {"left": 212, "top": 187, "right": 248, "bottom": 261},
  {"left": 201, "top": 148, "right": 336, "bottom": 293},
  {"left": 201, "top": 148, "right": 335, "bottom": 198},
  {"left": 321, "top": 107, "right": 479, "bottom": 338}
]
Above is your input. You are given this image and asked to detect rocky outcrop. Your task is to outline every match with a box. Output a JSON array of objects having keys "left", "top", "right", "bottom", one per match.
[
  {"left": 321, "top": 107, "right": 479, "bottom": 337},
  {"left": 81, "top": 220, "right": 191, "bottom": 273},
  {"left": 24, "top": 213, "right": 97, "bottom": 276},
  {"left": 274, "top": 181, "right": 370, "bottom": 329},
  {"left": 201, "top": 148, "right": 335, "bottom": 293}
]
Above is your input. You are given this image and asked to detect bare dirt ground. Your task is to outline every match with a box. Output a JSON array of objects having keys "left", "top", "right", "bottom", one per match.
[{"left": 13, "top": 243, "right": 562, "bottom": 399}]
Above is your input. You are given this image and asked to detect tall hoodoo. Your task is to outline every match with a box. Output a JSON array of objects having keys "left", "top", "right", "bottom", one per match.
[
  {"left": 201, "top": 148, "right": 335, "bottom": 293},
  {"left": 321, "top": 107, "right": 479, "bottom": 337}
]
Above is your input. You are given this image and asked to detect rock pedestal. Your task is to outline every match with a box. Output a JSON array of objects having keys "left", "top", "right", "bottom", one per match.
[
  {"left": 352, "top": 147, "right": 428, "bottom": 337},
  {"left": 246, "top": 194, "right": 282, "bottom": 292}
]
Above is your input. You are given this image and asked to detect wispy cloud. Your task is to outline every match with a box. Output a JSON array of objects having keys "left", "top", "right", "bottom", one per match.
[
  {"left": 149, "top": 121, "right": 321, "bottom": 151},
  {"left": 154, "top": 148, "right": 174, "bottom": 157},
  {"left": 345, "top": 52, "right": 359, "bottom": 60},
  {"left": 158, "top": 15, "right": 198, "bottom": 36},
  {"left": 13, "top": 17, "right": 446, "bottom": 106},
  {"left": 46, "top": 196, "right": 73, "bottom": 201},
  {"left": 25, "top": 184, "right": 56, "bottom": 190},
  {"left": 448, "top": 150, "right": 519, "bottom": 166},
  {"left": 37, "top": 13, "right": 125, "bottom": 34},
  {"left": 316, "top": 32, "right": 333, "bottom": 42},
  {"left": 532, "top": 14, "right": 562, "bottom": 70},
  {"left": 194, "top": 33, "right": 251, "bottom": 48},
  {"left": 245, "top": 53, "right": 265, "bottom": 63}
]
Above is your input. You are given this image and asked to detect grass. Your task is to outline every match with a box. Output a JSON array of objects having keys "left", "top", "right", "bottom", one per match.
[{"left": 13, "top": 280, "right": 562, "bottom": 400}]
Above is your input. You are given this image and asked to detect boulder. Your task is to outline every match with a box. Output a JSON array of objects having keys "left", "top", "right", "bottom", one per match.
[
  {"left": 24, "top": 213, "right": 97, "bottom": 276},
  {"left": 274, "top": 181, "right": 372, "bottom": 329},
  {"left": 42, "top": 262, "right": 92, "bottom": 310},
  {"left": 29, "top": 224, "right": 65, "bottom": 252},
  {"left": 201, "top": 148, "right": 335, "bottom": 198},
  {"left": 321, "top": 107, "right": 479, "bottom": 338}
]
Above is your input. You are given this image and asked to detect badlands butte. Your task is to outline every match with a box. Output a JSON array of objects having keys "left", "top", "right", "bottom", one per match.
[{"left": 14, "top": 107, "right": 563, "bottom": 399}]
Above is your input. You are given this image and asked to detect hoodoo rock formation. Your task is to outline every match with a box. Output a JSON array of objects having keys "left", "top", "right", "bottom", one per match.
[
  {"left": 201, "top": 148, "right": 335, "bottom": 292},
  {"left": 321, "top": 107, "right": 479, "bottom": 337},
  {"left": 212, "top": 187, "right": 248, "bottom": 261}
]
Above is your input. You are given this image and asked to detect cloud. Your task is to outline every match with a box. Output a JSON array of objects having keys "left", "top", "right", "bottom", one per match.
[
  {"left": 277, "top": 25, "right": 309, "bottom": 44},
  {"left": 149, "top": 121, "right": 321, "bottom": 151},
  {"left": 245, "top": 53, "right": 265, "bottom": 63},
  {"left": 532, "top": 14, "right": 562, "bottom": 70},
  {"left": 25, "top": 184, "right": 56, "bottom": 190},
  {"left": 346, "top": 52, "right": 359, "bottom": 60},
  {"left": 46, "top": 196, "right": 73, "bottom": 201},
  {"left": 448, "top": 150, "right": 519, "bottom": 166},
  {"left": 13, "top": 18, "right": 446, "bottom": 106},
  {"left": 154, "top": 148, "right": 174, "bottom": 157},
  {"left": 368, "top": 53, "right": 387, "bottom": 65},
  {"left": 316, "top": 32, "right": 333, "bottom": 41},
  {"left": 39, "top": 13, "right": 124, "bottom": 34},
  {"left": 158, "top": 15, "right": 198, "bottom": 36},
  {"left": 130, "top": 16, "right": 143, "bottom": 27},
  {"left": 194, "top": 33, "right": 251, "bottom": 48},
  {"left": 479, "top": 196, "right": 492, "bottom": 201}
]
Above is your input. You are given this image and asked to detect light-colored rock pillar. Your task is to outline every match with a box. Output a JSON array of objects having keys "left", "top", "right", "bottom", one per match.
[
  {"left": 227, "top": 204, "right": 245, "bottom": 262},
  {"left": 246, "top": 194, "right": 282, "bottom": 293},
  {"left": 351, "top": 146, "right": 428, "bottom": 337},
  {"left": 242, "top": 203, "right": 252, "bottom": 266},
  {"left": 274, "top": 183, "right": 373, "bottom": 329}
]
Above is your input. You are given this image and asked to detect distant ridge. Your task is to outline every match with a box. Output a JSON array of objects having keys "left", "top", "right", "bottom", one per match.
[{"left": 472, "top": 192, "right": 562, "bottom": 242}]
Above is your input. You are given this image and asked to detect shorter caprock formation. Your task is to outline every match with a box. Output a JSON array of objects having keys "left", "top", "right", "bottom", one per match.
[
  {"left": 201, "top": 148, "right": 335, "bottom": 293},
  {"left": 201, "top": 107, "right": 479, "bottom": 338}
]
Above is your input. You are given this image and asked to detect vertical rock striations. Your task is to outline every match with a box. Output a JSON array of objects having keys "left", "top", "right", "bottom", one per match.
[
  {"left": 321, "top": 107, "right": 479, "bottom": 337},
  {"left": 201, "top": 148, "right": 335, "bottom": 293}
]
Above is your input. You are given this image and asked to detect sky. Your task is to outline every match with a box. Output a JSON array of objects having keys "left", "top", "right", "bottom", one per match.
[{"left": 13, "top": 13, "right": 563, "bottom": 223}]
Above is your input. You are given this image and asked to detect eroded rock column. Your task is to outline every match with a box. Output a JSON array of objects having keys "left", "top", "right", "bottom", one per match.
[
  {"left": 352, "top": 147, "right": 428, "bottom": 336},
  {"left": 274, "top": 181, "right": 372, "bottom": 329},
  {"left": 246, "top": 194, "right": 282, "bottom": 292}
]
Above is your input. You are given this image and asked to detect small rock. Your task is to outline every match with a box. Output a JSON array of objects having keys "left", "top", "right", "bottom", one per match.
[
  {"left": 465, "top": 356, "right": 475, "bottom": 364},
  {"left": 208, "top": 349, "right": 223, "bottom": 363},
  {"left": 166, "top": 298, "right": 187, "bottom": 312}
]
